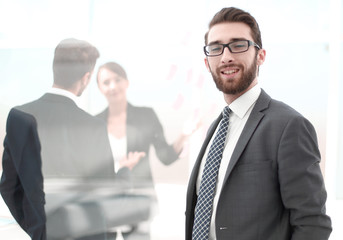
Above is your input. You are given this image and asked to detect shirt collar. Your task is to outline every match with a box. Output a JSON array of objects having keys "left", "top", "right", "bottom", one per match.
[
  {"left": 47, "top": 87, "right": 79, "bottom": 104},
  {"left": 229, "top": 84, "right": 261, "bottom": 119}
]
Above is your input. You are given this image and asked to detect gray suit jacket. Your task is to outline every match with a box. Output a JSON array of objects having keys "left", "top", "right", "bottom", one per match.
[
  {"left": 10, "top": 93, "right": 130, "bottom": 239},
  {"left": 185, "top": 89, "right": 332, "bottom": 240},
  {"left": 16, "top": 93, "right": 117, "bottom": 178}
]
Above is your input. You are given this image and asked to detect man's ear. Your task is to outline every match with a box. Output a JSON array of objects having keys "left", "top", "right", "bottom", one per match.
[
  {"left": 81, "top": 72, "right": 91, "bottom": 87},
  {"left": 204, "top": 57, "right": 211, "bottom": 72},
  {"left": 256, "top": 49, "right": 266, "bottom": 66}
]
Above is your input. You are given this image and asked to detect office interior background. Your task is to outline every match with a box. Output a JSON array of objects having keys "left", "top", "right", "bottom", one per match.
[{"left": 0, "top": 0, "right": 342, "bottom": 239}]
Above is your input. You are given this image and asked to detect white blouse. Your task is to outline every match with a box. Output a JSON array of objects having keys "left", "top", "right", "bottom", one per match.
[{"left": 108, "top": 133, "right": 127, "bottom": 173}]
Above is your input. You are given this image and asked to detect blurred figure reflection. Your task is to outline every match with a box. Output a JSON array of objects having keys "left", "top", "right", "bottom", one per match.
[
  {"left": 1, "top": 39, "right": 144, "bottom": 240},
  {"left": 96, "top": 62, "right": 197, "bottom": 239}
]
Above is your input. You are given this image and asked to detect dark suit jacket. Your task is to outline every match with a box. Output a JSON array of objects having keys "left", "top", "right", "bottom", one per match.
[
  {"left": 0, "top": 108, "right": 46, "bottom": 240},
  {"left": 1, "top": 93, "right": 131, "bottom": 239},
  {"left": 16, "top": 93, "right": 117, "bottom": 178},
  {"left": 185, "top": 90, "right": 332, "bottom": 240},
  {"left": 97, "top": 103, "right": 179, "bottom": 188}
]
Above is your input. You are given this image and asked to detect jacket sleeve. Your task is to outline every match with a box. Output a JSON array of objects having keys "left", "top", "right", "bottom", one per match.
[
  {"left": 0, "top": 108, "right": 46, "bottom": 240},
  {"left": 278, "top": 115, "right": 332, "bottom": 239},
  {"left": 0, "top": 134, "right": 26, "bottom": 226},
  {"left": 149, "top": 108, "right": 179, "bottom": 165}
]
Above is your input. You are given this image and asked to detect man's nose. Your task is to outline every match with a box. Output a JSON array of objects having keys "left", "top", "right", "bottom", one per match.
[{"left": 221, "top": 46, "right": 234, "bottom": 63}]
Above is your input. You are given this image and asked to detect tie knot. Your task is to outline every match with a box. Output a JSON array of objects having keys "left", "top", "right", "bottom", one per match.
[{"left": 222, "top": 106, "right": 231, "bottom": 119}]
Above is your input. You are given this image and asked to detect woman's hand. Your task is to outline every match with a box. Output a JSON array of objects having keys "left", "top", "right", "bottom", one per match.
[
  {"left": 173, "top": 115, "right": 202, "bottom": 154},
  {"left": 119, "top": 151, "right": 146, "bottom": 170}
]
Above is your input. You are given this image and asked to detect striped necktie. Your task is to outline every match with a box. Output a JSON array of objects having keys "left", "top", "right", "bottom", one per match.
[{"left": 192, "top": 106, "right": 231, "bottom": 239}]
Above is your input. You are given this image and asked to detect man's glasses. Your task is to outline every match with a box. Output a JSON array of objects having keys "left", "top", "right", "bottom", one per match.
[{"left": 204, "top": 40, "right": 260, "bottom": 57}]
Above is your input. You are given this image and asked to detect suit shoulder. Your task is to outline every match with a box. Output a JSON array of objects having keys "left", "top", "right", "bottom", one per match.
[
  {"left": 74, "top": 107, "right": 107, "bottom": 127},
  {"left": 268, "top": 99, "right": 304, "bottom": 118},
  {"left": 128, "top": 104, "right": 157, "bottom": 118},
  {"left": 8, "top": 107, "right": 37, "bottom": 128},
  {"left": 15, "top": 99, "right": 41, "bottom": 111},
  {"left": 6, "top": 108, "right": 39, "bottom": 145},
  {"left": 95, "top": 108, "right": 107, "bottom": 121},
  {"left": 257, "top": 89, "right": 304, "bottom": 120},
  {"left": 263, "top": 98, "right": 317, "bottom": 131},
  {"left": 14, "top": 96, "right": 50, "bottom": 117},
  {"left": 129, "top": 104, "right": 154, "bottom": 114}
]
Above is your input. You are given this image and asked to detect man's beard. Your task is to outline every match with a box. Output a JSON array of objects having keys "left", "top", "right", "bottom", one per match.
[{"left": 210, "top": 58, "right": 257, "bottom": 95}]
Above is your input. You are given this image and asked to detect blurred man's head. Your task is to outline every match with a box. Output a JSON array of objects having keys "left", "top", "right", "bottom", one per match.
[{"left": 53, "top": 38, "right": 100, "bottom": 96}]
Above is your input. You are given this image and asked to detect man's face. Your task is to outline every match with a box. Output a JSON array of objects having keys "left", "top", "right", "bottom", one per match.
[{"left": 205, "top": 22, "right": 265, "bottom": 96}]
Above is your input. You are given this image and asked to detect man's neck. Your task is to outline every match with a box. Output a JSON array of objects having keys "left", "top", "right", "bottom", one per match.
[
  {"left": 223, "top": 80, "right": 258, "bottom": 105},
  {"left": 52, "top": 84, "right": 77, "bottom": 94},
  {"left": 48, "top": 86, "right": 79, "bottom": 104}
]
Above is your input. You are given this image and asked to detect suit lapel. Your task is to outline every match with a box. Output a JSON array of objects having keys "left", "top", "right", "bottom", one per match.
[
  {"left": 222, "top": 90, "right": 271, "bottom": 184},
  {"left": 126, "top": 124, "right": 139, "bottom": 153},
  {"left": 126, "top": 103, "right": 140, "bottom": 153}
]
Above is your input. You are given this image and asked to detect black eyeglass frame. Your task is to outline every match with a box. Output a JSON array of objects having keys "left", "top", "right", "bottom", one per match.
[{"left": 204, "top": 40, "right": 261, "bottom": 57}]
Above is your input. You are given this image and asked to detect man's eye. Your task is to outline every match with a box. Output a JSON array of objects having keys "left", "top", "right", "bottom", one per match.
[
  {"left": 231, "top": 43, "right": 246, "bottom": 49},
  {"left": 210, "top": 46, "right": 222, "bottom": 52}
]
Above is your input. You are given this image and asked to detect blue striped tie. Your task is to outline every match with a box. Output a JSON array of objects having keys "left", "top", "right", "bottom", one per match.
[{"left": 192, "top": 106, "right": 231, "bottom": 239}]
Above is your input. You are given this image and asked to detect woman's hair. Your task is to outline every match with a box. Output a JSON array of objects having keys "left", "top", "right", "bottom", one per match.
[{"left": 97, "top": 62, "right": 127, "bottom": 81}]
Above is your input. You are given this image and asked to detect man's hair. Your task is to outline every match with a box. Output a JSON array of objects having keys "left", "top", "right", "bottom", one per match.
[
  {"left": 53, "top": 38, "right": 100, "bottom": 88},
  {"left": 97, "top": 62, "right": 128, "bottom": 81},
  {"left": 204, "top": 7, "right": 262, "bottom": 48}
]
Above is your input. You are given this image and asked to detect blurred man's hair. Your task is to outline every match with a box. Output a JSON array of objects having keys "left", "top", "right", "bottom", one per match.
[{"left": 53, "top": 38, "right": 100, "bottom": 88}]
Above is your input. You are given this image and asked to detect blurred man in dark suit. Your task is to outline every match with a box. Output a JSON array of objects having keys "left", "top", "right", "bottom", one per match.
[
  {"left": 14, "top": 38, "right": 116, "bottom": 178},
  {"left": 0, "top": 38, "right": 138, "bottom": 240}
]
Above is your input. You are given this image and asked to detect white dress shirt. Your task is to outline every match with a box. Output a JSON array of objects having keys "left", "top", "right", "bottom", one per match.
[
  {"left": 47, "top": 87, "right": 79, "bottom": 104},
  {"left": 196, "top": 84, "right": 261, "bottom": 239}
]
